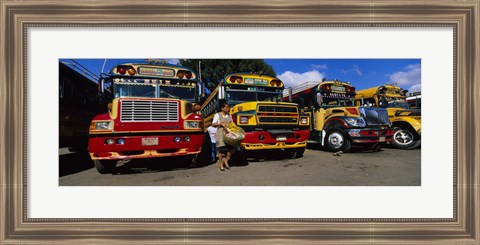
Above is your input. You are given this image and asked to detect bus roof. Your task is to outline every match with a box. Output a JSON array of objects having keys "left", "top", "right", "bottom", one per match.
[
  {"left": 108, "top": 62, "right": 198, "bottom": 80},
  {"left": 318, "top": 80, "right": 352, "bottom": 86},
  {"left": 225, "top": 73, "right": 277, "bottom": 79},
  {"left": 224, "top": 73, "right": 284, "bottom": 88},
  {"left": 355, "top": 84, "right": 406, "bottom": 99},
  {"left": 289, "top": 80, "right": 352, "bottom": 95}
]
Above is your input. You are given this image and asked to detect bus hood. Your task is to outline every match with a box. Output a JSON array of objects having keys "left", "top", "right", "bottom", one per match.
[
  {"left": 358, "top": 107, "right": 391, "bottom": 126},
  {"left": 394, "top": 109, "right": 421, "bottom": 117}
]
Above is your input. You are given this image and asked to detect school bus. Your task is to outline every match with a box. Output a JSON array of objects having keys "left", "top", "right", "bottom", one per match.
[
  {"left": 355, "top": 84, "right": 421, "bottom": 149},
  {"left": 89, "top": 61, "right": 205, "bottom": 173},
  {"left": 288, "top": 80, "right": 394, "bottom": 152},
  {"left": 406, "top": 92, "right": 421, "bottom": 109},
  {"left": 201, "top": 73, "right": 310, "bottom": 158}
]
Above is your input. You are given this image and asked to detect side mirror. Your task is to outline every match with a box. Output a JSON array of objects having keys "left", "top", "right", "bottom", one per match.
[
  {"left": 314, "top": 92, "right": 322, "bottom": 109},
  {"left": 378, "top": 95, "right": 388, "bottom": 107},
  {"left": 98, "top": 78, "right": 105, "bottom": 94},
  {"left": 196, "top": 82, "right": 204, "bottom": 103}
]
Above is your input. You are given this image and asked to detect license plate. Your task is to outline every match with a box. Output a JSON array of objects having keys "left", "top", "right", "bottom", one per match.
[
  {"left": 379, "top": 137, "right": 385, "bottom": 142},
  {"left": 276, "top": 136, "right": 287, "bottom": 141},
  {"left": 142, "top": 137, "right": 158, "bottom": 146}
]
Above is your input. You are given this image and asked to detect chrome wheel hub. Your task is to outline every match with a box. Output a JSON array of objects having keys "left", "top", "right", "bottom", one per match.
[
  {"left": 394, "top": 129, "right": 414, "bottom": 145},
  {"left": 328, "top": 132, "right": 344, "bottom": 148}
]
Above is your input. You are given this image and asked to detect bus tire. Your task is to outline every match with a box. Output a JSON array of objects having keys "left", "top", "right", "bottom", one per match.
[
  {"left": 191, "top": 133, "right": 211, "bottom": 168},
  {"left": 369, "top": 142, "right": 385, "bottom": 151},
  {"left": 324, "top": 128, "right": 351, "bottom": 152},
  {"left": 392, "top": 127, "right": 421, "bottom": 150},
  {"left": 295, "top": 147, "right": 305, "bottom": 158},
  {"left": 189, "top": 154, "right": 206, "bottom": 168},
  {"left": 286, "top": 149, "right": 298, "bottom": 159},
  {"left": 286, "top": 148, "right": 304, "bottom": 159},
  {"left": 94, "top": 159, "right": 116, "bottom": 174}
]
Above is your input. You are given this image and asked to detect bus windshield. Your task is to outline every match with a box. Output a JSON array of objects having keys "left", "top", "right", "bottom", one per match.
[
  {"left": 115, "top": 83, "right": 156, "bottom": 98},
  {"left": 320, "top": 97, "right": 355, "bottom": 107},
  {"left": 159, "top": 84, "right": 196, "bottom": 101},
  {"left": 113, "top": 81, "right": 196, "bottom": 102},
  {"left": 386, "top": 97, "right": 410, "bottom": 109},
  {"left": 226, "top": 86, "right": 283, "bottom": 105}
]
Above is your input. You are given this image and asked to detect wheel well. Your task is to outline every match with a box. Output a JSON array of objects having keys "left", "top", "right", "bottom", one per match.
[
  {"left": 324, "top": 119, "right": 346, "bottom": 131},
  {"left": 392, "top": 121, "right": 420, "bottom": 139}
]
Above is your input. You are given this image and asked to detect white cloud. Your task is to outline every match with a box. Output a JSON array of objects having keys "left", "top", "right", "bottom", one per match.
[
  {"left": 341, "top": 64, "right": 362, "bottom": 76},
  {"left": 408, "top": 83, "right": 421, "bottom": 93},
  {"left": 389, "top": 63, "right": 421, "bottom": 87},
  {"left": 278, "top": 70, "right": 325, "bottom": 88}
]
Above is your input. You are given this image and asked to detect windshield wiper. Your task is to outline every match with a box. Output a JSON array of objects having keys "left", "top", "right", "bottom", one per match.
[{"left": 160, "top": 90, "right": 180, "bottom": 99}]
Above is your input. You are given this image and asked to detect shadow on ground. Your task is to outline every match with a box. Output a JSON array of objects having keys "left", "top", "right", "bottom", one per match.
[
  {"left": 112, "top": 151, "right": 252, "bottom": 175},
  {"left": 60, "top": 148, "right": 315, "bottom": 176},
  {"left": 59, "top": 150, "right": 94, "bottom": 177},
  {"left": 306, "top": 142, "right": 392, "bottom": 154}
]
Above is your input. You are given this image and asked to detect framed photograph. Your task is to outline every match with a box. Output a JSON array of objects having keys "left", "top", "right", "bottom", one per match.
[{"left": 1, "top": 0, "right": 479, "bottom": 244}]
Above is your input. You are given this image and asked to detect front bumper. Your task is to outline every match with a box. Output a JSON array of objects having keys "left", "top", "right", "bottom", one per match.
[
  {"left": 241, "top": 129, "right": 310, "bottom": 150},
  {"left": 88, "top": 133, "right": 204, "bottom": 160},
  {"left": 344, "top": 128, "right": 394, "bottom": 144}
]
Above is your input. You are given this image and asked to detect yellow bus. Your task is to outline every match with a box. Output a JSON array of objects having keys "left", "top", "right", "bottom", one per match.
[
  {"left": 355, "top": 84, "right": 421, "bottom": 149},
  {"left": 201, "top": 73, "right": 310, "bottom": 159},
  {"left": 407, "top": 92, "right": 421, "bottom": 109},
  {"left": 288, "top": 80, "right": 394, "bottom": 152}
]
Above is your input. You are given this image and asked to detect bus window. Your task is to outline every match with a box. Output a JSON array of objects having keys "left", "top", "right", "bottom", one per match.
[
  {"left": 387, "top": 98, "right": 409, "bottom": 109},
  {"left": 378, "top": 95, "right": 388, "bottom": 107},
  {"left": 115, "top": 83, "right": 156, "bottom": 98},
  {"left": 364, "top": 98, "right": 376, "bottom": 106}
]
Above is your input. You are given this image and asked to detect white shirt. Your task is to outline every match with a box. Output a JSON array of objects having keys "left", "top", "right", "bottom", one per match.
[
  {"left": 207, "top": 126, "right": 217, "bottom": 143},
  {"left": 212, "top": 112, "right": 231, "bottom": 125}
]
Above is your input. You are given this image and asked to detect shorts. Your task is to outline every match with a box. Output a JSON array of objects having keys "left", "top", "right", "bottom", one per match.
[{"left": 217, "top": 145, "right": 234, "bottom": 155}]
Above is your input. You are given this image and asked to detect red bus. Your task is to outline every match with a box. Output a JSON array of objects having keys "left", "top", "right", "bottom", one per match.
[{"left": 89, "top": 61, "right": 205, "bottom": 173}]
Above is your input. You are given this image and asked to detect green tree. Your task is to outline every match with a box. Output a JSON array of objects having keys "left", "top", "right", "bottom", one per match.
[{"left": 179, "top": 59, "right": 276, "bottom": 90}]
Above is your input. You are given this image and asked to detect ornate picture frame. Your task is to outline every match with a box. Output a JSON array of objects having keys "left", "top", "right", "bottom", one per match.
[{"left": 1, "top": 0, "right": 478, "bottom": 243}]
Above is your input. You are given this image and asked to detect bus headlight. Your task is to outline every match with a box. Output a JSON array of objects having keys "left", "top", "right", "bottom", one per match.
[
  {"left": 90, "top": 121, "right": 113, "bottom": 131},
  {"left": 239, "top": 116, "right": 249, "bottom": 124},
  {"left": 184, "top": 121, "right": 200, "bottom": 128},
  {"left": 300, "top": 116, "right": 309, "bottom": 125},
  {"left": 344, "top": 117, "right": 366, "bottom": 127}
]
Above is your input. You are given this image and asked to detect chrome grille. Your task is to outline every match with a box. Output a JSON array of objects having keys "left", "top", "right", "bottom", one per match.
[
  {"left": 258, "top": 106, "right": 297, "bottom": 113},
  {"left": 257, "top": 105, "right": 298, "bottom": 124},
  {"left": 259, "top": 117, "right": 297, "bottom": 123},
  {"left": 360, "top": 107, "right": 390, "bottom": 126},
  {"left": 120, "top": 100, "right": 179, "bottom": 122}
]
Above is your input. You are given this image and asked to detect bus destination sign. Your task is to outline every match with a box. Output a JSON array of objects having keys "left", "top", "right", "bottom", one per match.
[
  {"left": 244, "top": 78, "right": 268, "bottom": 85},
  {"left": 138, "top": 67, "right": 175, "bottom": 77},
  {"left": 331, "top": 85, "right": 346, "bottom": 92}
]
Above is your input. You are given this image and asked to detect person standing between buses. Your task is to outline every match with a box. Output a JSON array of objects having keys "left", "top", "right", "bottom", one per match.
[
  {"left": 211, "top": 100, "right": 234, "bottom": 171},
  {"left": 207, "top": 125, "right": 217, "bottom": 163}
]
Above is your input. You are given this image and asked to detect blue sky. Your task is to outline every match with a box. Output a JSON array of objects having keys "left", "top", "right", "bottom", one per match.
[
  {"left": 61, "top": 58, "right": 421, "bottom": 93},
  {"left": 265, "top": 59, "right": 421, "bottom": 93}
]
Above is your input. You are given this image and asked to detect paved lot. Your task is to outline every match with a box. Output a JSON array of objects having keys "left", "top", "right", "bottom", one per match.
[{"left": 59, "top": 145, "right": 420, "bottom": 186}]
